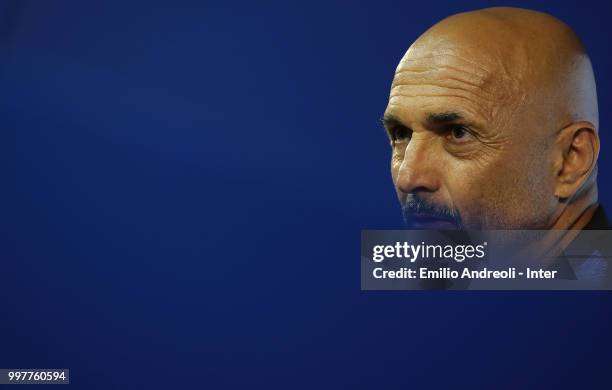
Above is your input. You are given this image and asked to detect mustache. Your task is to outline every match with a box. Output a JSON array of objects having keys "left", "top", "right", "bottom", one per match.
[{"left": 401, "top": 196, "right": 462, "bottom": 228}]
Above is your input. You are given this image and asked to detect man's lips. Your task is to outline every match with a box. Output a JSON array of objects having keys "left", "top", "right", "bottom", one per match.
[{"left": 405, "top": 214, "right": 458, "bottom": 229}]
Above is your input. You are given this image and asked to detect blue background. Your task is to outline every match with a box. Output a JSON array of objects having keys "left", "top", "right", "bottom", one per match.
[{"left": 4, "top": 0, "right": 612, "bottom": 388}]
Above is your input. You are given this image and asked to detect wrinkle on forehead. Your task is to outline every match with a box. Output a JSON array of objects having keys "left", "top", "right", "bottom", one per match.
[
  {"left": 397, "top": 50, "right": 492, "bottom": 77},
  {"left": 389, "top": 48, "right": 519, "bottom": 129}
]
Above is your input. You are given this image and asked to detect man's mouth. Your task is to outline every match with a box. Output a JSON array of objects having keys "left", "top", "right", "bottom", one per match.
[
  {"left": 401, "top": 197, "right": 461, "bottom": 229},
  {"left": 405, "top": 214, "right": 459, "bottom": 229}
]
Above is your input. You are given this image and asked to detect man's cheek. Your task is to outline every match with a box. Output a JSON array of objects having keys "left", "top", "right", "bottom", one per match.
[
  {"left": 459, "top": 194, "right": 496, "bottom": 229},
  {"left": 466, "top": 174, "right": 523, "bottom": 228},
  {"left": 447, "top": 171, "right": 490, "bottom": 227}
]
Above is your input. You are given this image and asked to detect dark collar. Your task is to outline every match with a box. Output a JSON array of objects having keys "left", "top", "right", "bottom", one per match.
[{"left": 583, "top": 205, "right": 611, "bottom": 230}]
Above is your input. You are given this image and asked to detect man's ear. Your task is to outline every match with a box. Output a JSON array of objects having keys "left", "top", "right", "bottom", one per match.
[{"left": 553, "top": 121, "right": 599, "bottom": 200}]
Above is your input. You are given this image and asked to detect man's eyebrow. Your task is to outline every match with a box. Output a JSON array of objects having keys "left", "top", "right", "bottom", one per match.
[
  {"left": 383, "top": 112, "right": 465, "bottom": 128},
  {"left": 426, "top": 111, "right": 463, "bottom": 124},
  {"left": 381, "top": 114, "right": 408, "bottom": 128}
]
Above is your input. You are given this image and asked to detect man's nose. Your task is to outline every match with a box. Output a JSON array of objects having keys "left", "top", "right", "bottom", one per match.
[{"left": 396, "top": 140, "right": 441, "bottom": 194}]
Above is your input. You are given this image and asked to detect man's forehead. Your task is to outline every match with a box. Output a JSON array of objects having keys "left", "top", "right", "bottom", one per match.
[
  {"left": 388, "top": 42, "right": 520, "bottom": 127},
  {"left": 394, "top": 44, "right": 500, "bottom": 89}
]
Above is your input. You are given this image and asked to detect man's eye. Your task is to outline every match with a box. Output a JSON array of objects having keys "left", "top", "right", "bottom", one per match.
[
  {"left": 447, "top": 125, "right": 473, "bottom": 143},
  {"left": 392, "top": 127, "right": 411, "bottom": 142}
]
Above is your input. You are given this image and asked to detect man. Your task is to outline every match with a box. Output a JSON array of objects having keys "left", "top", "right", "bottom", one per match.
[{"left": 383, "top": 7, "right": 608, "bottom": 231}]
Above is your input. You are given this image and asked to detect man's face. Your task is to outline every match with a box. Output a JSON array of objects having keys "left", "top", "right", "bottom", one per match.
[{"left": 384, "top": 44, "right": 557, "bottom": 229}]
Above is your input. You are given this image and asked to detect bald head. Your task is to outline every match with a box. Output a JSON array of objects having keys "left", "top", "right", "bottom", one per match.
[
  {"left": 384, "top": 7, "right": 600, "bottom": 229},
  {"left": 396, "top": 7, "right": 598, "bottom": 132}
]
